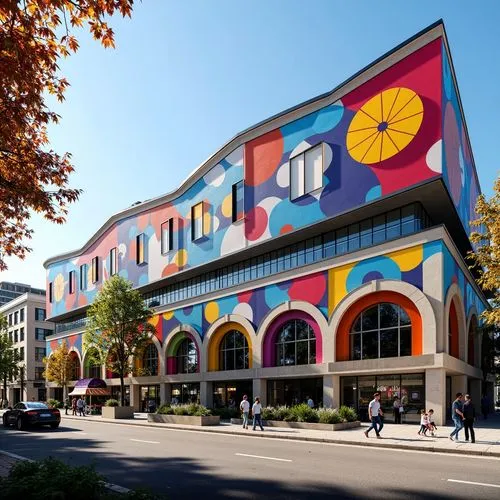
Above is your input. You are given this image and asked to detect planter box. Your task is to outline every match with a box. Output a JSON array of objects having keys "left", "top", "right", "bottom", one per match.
[
  {"left": 148, "top": 414, "right": 220, "bottom": 426},
  {"left": 101, "top": 406, "right": 135, "bottom": 419},
  {"left": 230, "top": 418, "right": 360, "bottom": 431}
]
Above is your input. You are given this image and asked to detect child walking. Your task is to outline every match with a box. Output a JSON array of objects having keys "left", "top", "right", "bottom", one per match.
[
  {"left": 428, "top": 409, "right": 438, "bottom": 436},
  {"left": 418, "top": 409, "right": 429, "bottom": 436}
]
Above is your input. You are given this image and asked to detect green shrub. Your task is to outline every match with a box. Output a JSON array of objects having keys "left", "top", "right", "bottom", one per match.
[
  {"left": 0, "top": 457, "right": 165, "bottom": 499},
  {"left": 338, "top": 405, "right": 358, "bottom": 422},
  {"left": 261, "top": 406, "right": 276, "bottom": 421},
  {"left": 173, "top": 405, "right": 188, "bottom": 415},
  {"left": 288, "top": 403, "right": 319, "bottom": 423},
  {"left": 317, "top": 408, "right": 343, "bottom": 424},
  {"left": 274, "top": 406, "right": 291, "bottom": 421},
  {"left": 105, "top": 399, "right": 119, "bottom": 407},
  {"left": 187, "top": 403, "right": 212, "bottom": 417},
  {"left": 156, "top": 404, "right": 174, "bottom": 415},
  {"left": 46, "top": 399, "right": 59, "bottom": 408}
]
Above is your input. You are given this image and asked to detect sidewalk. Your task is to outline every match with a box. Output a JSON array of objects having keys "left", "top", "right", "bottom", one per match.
[{"left": 56, "top": 412, "right": 500, "bottom": 458}]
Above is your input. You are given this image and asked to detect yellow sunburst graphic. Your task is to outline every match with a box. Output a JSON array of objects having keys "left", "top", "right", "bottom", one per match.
[{"left": 346, "top": 87, "right": 423, "bottom": 164}]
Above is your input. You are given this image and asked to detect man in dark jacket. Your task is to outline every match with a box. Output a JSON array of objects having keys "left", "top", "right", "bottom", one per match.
[{"left": 463, "top": 394, "right": 476, "bottom": 443}]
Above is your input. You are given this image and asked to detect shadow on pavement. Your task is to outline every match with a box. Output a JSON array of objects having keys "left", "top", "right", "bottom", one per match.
[{"left": 0, "top": 427, "right": 473, "bottom": 499}]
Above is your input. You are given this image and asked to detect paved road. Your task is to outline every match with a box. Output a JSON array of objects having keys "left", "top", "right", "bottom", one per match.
[{"left": 1, "top": 418, "right": 499, "bottom": 499}]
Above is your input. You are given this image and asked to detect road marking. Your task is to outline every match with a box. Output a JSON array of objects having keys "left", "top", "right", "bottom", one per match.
[
  {"left": 130, "top": 439, "right": 160, "bottom": 444},
  {"left": 447, "top": 479, "right": 500, "bottom": 489},
  {"left": 235, "top": 453, "right": 292, "bottom": 462}
]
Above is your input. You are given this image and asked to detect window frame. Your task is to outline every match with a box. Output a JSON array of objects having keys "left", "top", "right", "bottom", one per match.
[
  {"left": 232, "top": 181, "right": 244, "bottom": 223},
  {"left": 80, "top": 264, "right": 88, "bottom": 291},
  {"left": 109, "top": 247, "right": 118, "bottom": 276},
  {"left": 218, "top": 330, "right": 249, "bottom": 371},
  {"left": 289, "top": 142, "right": 325, "bottom": 201},
  {"left": 69, "top": 270, "right": 76, "bottom": 294},
  {"left": 48, "top": 282, "right": 53, "bottom": 302},
  {"left": 136, "top": 233, "right": 147, "bottom": 265},
  {"left": 142, "top": 344, "right": 158, "bottom": 376},
  {"left": 275, "top": 319, "right": 316, "bottom": 367},
  {"left": 191, "top": 202, "right": 205, "bottom": 241},
  {"left": 91, "top": 257, "right": 99, "bottom": 283},
  {"left": 161, "top": 219, "right": 174, "bottom": 255},
  {"left": 175, "top": 338, "right": 198, "bottom": 374}
]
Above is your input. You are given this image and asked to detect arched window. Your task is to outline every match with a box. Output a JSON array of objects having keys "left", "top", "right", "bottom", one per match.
[
  {"left": 85, "top": 348, "right": 101, "bottom": 379},
  {"left": 350, "top": 303, "right": 411, "bottom": 360},
  {"left": 69, "top": 352, "right": 80, "bottom": 380},
  {"left": 176, "top": 338, "right": 198, "bottom": 374},
  {"left": 219, "top": 330, "right": 249, "bottom": 371},
  {"left": 448, "top": 300, "right": 459, "bottom": 358},
  {"left": 142, "top": 344, "right": 158, "bottom": 376},
  {"left": 275, "top": 319, "right": 316, "bottom": 366}
]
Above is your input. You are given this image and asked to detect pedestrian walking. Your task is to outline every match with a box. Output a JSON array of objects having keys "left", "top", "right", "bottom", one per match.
[
  {"left": 428, "top": 409, "right": 438, "bottom": 436},
  {"left": 364, "top": 392, "right": 384, "bottom": 439},
  {"left": 252, "top": 397, "right": 264, "bottom": 431},
  {"left": 393, "top": 396, "right": 402, "bottom": 424},
  {"left": 449, "top": 393, "right": 465, "bottom": 441},
  {"left": 148, "top": 399, "right": 156, "bottom": 413},
  {"left": 307, "top": 396, "right": 314, "bottom": 409},
  {"left": 71, "top": 397, "right": 77, "bottom": 416},
  {"left": 417, "top": 410, "right": 429, "bottom": 436},
  {"left": 463, "top": 394, "right": 476, "bottom": 443},
  {"left": 77, "top": 396, "right": 85, "bottom": 416},
  {"left": 240, "top": 394, "right": 250, "bottom": 429}
]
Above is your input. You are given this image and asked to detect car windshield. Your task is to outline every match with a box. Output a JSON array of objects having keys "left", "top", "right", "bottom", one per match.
[{"left": 25, "top": 402, "right": 48, "bottom": 409}]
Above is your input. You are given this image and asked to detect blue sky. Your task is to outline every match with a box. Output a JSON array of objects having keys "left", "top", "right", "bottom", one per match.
[{"left": 2, "top": 1, "right": 499, "bottom": 288}]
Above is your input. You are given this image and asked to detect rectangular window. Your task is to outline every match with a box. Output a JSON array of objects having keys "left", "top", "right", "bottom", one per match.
[
  {"left": 19, "top": 308, "right": 24, "bottom": 322},
  {"left": 35, "top": 347, "right": 46, "bottom": 362},
  {"left": 161, "top": 219, "right": 174, "bottom": 254},
  {"left": 91, "top": 256, "right": 99, "bottom": 282},
  {"left": 191, "top": 202, "right": 204, "bottom": 241},
  {"left": 35, "top": 308, "right": 46, "bottom": 321},
  {"left": 19, "top": 346, "right": 24, "bottom": 361},
  {"left": 290, "top": 143, "right": 324, "bottom": 199},
  {"left": 8, "top": 314, "right": 12, "bottom": 326},
  {"left": 109, "top": 247, "right": 118, "bottom": 276},
  {"left": 35, "top": 328, "right": 51, "bottom": 341},
  {"left": 35, "top": 367, "right": 44, "bottom": 380},
  {"left": 136, "top": 234, "right": 146, "bottom": 264},
  {"left": 8, "top": 332, "right": 12, "bottom": 342},
  {"left": 14, "top": 330, "right": 18, "bottom": 343},
  {"left": 48, "top": 282, "right": 53, "bottom": 302},
  {"left": 14, "top": 311, "right": 18, "bottom": 324},
  {"left": 80, "top": 264, "right": 88, "bottom": 291},
  {"left": 232, "top": 181, "right": 244, "bottom": 222},
  {"left": 20, "top": 327, "right": 24, "bottom": 342},
  {"left": 69, "top": 270, "right": 76, "bottom": 294}
]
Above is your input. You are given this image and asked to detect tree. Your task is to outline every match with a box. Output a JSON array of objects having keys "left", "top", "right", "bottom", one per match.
[
  {"left": 469, "top": 175, "right": 500, "bottom": 326},
  {"left": 0, "top": 315, "right": 19, "bottom": 406},
  {"left": 0, "top": 0, "right": 135, "bottom": 270},
  {"left": 84, "top": 275, "right": 155, "bottom": 407},
  {"left": 43, "top": 339, "right": 72, "bottom": 401}
]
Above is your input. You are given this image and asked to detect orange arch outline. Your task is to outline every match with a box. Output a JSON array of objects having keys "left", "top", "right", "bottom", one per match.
[
  {"left": 335, "top": 291, "right": 422, "bottom": 361},
  {"left": 207, "top": 321, "right": 253, "bottom": 371}
]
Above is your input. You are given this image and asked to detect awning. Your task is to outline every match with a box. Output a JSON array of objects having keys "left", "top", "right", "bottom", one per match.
[{"left": 68, "top": 378, "right": 110, "bottom": 397}]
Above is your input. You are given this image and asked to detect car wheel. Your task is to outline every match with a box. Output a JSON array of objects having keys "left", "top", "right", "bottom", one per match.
[
  {"left": 50, "top": 423, "right": 60, "bottom": 429},
  {"left": 16, "top": 417, "right": 25, "bottom": 431},
  {"left": 2, "top": 416, "right": 9, "bottom": 428}
]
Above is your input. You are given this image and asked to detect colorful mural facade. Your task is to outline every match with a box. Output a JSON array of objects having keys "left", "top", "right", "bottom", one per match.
[{"left": 46, "top": 38, "right": 451, "bottom": 319}]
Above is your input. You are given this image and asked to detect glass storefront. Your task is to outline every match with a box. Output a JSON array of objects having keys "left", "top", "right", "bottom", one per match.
[
  {"left": 213, "top": 381, "right": 252, "bottom": 408},
  {"left": 267, "top": 378, "right": 322, "bottom": 407},
  {"left": 111, "top": 386, "right": 130, "bottom": 406},
  {"left": 341, "top": 373, "right": 425, "bottom": 423},
  {"left": 171, "top": 383, "right": 200, "bottom": 404},
  {"left": 140, "top": 384, "right": 160, "bottom": 412}
]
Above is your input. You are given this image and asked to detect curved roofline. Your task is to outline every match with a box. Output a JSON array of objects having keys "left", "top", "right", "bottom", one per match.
[{"left": 44, "top": 20, "right": 445, "bottom": 269}]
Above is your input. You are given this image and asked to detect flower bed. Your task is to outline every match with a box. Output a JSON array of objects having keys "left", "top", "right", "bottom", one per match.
[{"left": 148, "top": 403, "right": 220, "bottom": 426}]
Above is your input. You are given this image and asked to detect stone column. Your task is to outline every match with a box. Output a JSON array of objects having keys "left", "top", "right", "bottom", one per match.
[
  {"left": 451, "top": 374, "right": 467, "bottom": 398},
  {"left": 253, "top": 378, "right": 267, "bottom": 407},
  {"left": 200, "top": 381, "right": 213, "bottom": 408},
  {"left": 323, "top": 375, "right": 334, "bottom": 408},
  {"left": 129, "top": 383, "right": 141, "bottom": 411},
  {"left": 425, "top": 368, "right": 446, "bottom": 425}
]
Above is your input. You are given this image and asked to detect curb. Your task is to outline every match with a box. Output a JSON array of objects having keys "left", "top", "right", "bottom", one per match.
[{"left": 60, "top": 416, "right": 500, "bottom": 458}]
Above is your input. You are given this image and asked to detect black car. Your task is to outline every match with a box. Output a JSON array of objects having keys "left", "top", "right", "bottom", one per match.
[{"left": 3, "top": 402, "right": 61, "bottom": 430}]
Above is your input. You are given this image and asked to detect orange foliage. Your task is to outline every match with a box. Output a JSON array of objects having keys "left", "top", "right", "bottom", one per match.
[{"left": 0, "top": 0, "right": 135, "bottom": 270}]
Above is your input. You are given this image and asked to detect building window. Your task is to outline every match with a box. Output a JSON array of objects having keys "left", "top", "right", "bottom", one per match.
[
  {"left": 14, "top": 311, "right": 18, "bottom": 324},
  {"left": 91, "top": 257, "right": 99, "bottom": 283},
  {"left": 80, "top": 264, "right": 88, "bottom": 291},
  {"left": 19, "top": 346, "right": 24, "bottom": 360},
  {"left": 191, "top": 202, "right": 204, "bottom": 241},
  {"left": 48, "top": 282, "right": 53, "bottom": 302},
  {"left": 35, "top": 347, "right": 46, "bottom": 362},
  {"left": 175, "top": 338, "right": 198, "bottom": 374},
  {"left": 69, "top": 355, "right": 79, "bottom": 380},
  {"left": 19, "top": 308, "right": 24, "bottom": 322},
  {"left": 35, "top": 367, "right": 44, "bottom": 380},
  {"left": 35, "top": 308, "right": 46, "bottom": 321},
  {"left": 232, "top": 181, "right": 244, "bottom": 222},
  {"left": 136, "top": 234, "right": 147, "bottom": 265},
  {"left": 275, "top": 320, "right": 316, "bottom": 366},
  {"left": 142, "top": 344, "right": 158, "bottom": 376},
  {"left": 109, "top": 247, "right": 118, "bottom": 276},
  {"left": 69, "top": 270, "right": 76, "bottom": 294},
  {"left": 349, "top": 303, "right": 412, "bottom": 360},
  {"left": 35, "top": 328, "right": 52, "bottom": 341},
  {"left": 219, "top": 330, "right": 249, "bottom": 371},
  {"left": 14, "top": 330, "right": 18, "bottom": 343},
  {"left": 290, "top": 143, "right": 324, "bottom": 200},
  {"left": 161, "top": 219, "right": 174, "bottom": 254},
  {"left": 20, "top": 327, "right": 24, "bottom": 342},
  {"left": 8, "top": 314, "right": 12, "bottom": 326}
]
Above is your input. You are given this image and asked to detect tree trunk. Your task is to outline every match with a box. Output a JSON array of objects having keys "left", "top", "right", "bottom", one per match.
[
  {"left": 63, "top": 383, "right": 68, "bottom": 401},
  {"left": 119, "top": 375, "right": 125, "bottom": 407}
]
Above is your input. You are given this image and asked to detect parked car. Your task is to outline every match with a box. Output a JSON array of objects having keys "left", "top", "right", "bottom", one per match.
[{"left": 2, "top": 402, "right": 61, "bottom": 430}]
